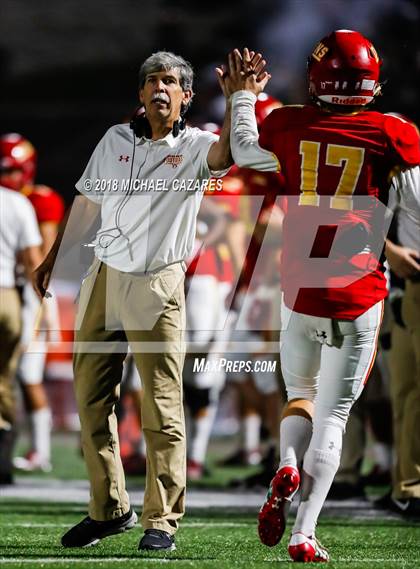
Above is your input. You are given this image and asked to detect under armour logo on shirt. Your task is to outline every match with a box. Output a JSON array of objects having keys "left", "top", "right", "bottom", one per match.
[
  {"left": 119, "top": 155, "right": 130, "bottom": 162},
  {"left": 316, "top": 331, "right": 327, "bottom": 340}
]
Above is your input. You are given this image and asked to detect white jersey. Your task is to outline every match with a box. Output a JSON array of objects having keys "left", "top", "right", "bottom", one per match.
[{"left": 0, "top": 185, "right": 42, "bottom": 288}]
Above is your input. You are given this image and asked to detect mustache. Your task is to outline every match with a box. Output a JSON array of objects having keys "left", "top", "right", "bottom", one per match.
[{"left": 152, "top": 93, "right": 170, "bottom": 104}]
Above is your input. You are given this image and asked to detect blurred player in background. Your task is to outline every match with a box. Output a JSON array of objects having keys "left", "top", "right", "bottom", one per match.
[
  {"left": 0, "top": 183, "right": 42, "bottom": 485},
  {"left": 184, "top": 147, "right": 244, "bottom": 479},
  {"left": 220, "top": 94, "right": 285, "bottom": 484},
  {"left": 225, "top": 31, "right": 420, "bottom": 562},
  {"left": 0, "top": 133, "right": 65, "bottom": 472}
]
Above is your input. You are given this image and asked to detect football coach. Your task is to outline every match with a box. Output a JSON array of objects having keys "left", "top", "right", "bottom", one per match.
[{"left": 34, "top": 51, "right": 232, "bottom": 551}]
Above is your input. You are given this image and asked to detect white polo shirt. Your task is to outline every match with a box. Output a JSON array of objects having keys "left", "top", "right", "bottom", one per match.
[
  {"left": 392, "top": 166, "right": 420, "bottom": 251},
  {"left": 0, "top": 185, "right": 42, "bottom": 288},
  {"left": 76, "top": 123, "right": 227, "bottom": 273}
]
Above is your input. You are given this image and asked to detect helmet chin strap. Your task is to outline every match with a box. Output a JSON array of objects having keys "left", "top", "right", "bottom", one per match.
[{"left": 373, "top": 83, "right": 383, "bottom": 97}]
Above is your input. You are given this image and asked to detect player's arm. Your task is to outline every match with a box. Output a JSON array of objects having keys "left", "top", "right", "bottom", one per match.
[
  {"left": 198, "top": 197, "right": 227, "bottom": 247},
  {"left": 33, "top": 196, "right": 100, "bottom": 298},
  {"left": 225, "top": 218, "right": 247, "bottom": 277},
  {"left": 39, "top": 222, "right": 60, "bottom": 258},
  {"left": 20, "top": 245, "right": 43, "bottom": 285},
  {"left": 221, "top": 49, "right": 279, "bottom": 171}
]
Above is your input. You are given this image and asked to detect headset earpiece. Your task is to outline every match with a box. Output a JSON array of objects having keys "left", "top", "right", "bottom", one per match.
[
  {"left": 130, "top": 112, "right": 152, "bottom": 139},
  {"left": 129, "top": 109, "right": 186, "bottom": 139},
  {"left": 173, "top": 116, "right": 186, "bottom": 138}
]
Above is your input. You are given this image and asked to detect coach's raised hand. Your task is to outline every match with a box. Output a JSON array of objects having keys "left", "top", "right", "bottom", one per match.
[{"left": 224, "top": 48, "right": 271, "bottom": 96}]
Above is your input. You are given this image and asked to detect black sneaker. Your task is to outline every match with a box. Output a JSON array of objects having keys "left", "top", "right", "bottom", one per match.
[
  {"left": 0, "top": 472, "right": 13, "bottom": 486},
  {"left": 138, "top": 529, "right": 176, "bottom": 551},
  {"left": 375, "top": 492, "right": 420, "bottom": 517},
  {"left": 402, "top": 498, "right": 420, "bottom": 520},
  {"left": 61, "top": 508, "right": 137, "bottom": 547}
]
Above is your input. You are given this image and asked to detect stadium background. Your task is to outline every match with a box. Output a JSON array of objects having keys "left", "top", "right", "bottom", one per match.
[{"left": 1, "top": 0, "right": 419, "bottom": 206}]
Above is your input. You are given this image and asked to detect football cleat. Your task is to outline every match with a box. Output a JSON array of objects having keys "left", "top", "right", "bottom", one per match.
[
  {"left": 187, "top": 459, "right": 204, "bottom": 480},
  {"left": 258, "top": 465, "right": 300, "bottom": 547},
  {"left": 288, "top": 532, "right": 329, "bottom": 563},
  {"left": 13, "top": 451, "right": 52, "bottom": 473}
]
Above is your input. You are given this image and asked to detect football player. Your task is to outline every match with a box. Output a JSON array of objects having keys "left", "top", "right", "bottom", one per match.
[
  {"left": 222, "top": 31, "right": 420, "bottom": 562},
  {"left": 220, "top": 95, "right": 285, "bottom": 476},
  {"left": 0, "top": 133, "right": 65, "bottom": 472},
  {"left": 184, "top": 160, "right": 242, "bottom": 479}
]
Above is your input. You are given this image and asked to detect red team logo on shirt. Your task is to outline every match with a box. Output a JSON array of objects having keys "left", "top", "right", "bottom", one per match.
[{"left": 164, "top": 154, "right": 183, "bottom": 168}]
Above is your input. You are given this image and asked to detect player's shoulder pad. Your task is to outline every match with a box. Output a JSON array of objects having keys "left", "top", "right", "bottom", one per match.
[
  {"left": 30, "top": 185, "right": 65, "bottom": 222},
  {"left": 32, "top": 184, "right": 60, "bottom": 197},
  {"left": 383, "top": 113, "right": 420, "bottom": 167},
  {"left": 263, "top": 105, "right": 304, "bottom": 126},
  {"left": 32, "top": 185, "right": 64, "bottom": 206}
]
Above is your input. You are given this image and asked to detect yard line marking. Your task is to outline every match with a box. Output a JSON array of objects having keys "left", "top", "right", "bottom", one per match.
[
  {"left": 184, "top": 522, "right": 252, "bottom": 527},
  {"left": 4, "top": 522, "right": 253, "bottom": 528},
  {"left": 0, "top": 558, "right": 406, "bottom": 564},
  {"left": 0, "top": 559, "right": 172, "bottom": 564},
  {"left": 2, "top": 523, "right": 70, "bottom": 527}
]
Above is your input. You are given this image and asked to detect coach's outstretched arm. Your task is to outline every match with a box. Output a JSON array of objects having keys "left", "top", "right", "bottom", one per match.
[
  {"left": 222, "top": 49, "right": 279, "bottom": 171},
  {"left": 33, "top": 196, "right": 100, "bottom": 299}
]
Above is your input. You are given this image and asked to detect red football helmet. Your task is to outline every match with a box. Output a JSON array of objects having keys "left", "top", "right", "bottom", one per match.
[
  {"left": 308, "top": 29, "right": 382, "bottom": 106},
  {"left": 0, "top": 133, "right": 37, "bottom": 186},
  {"left": 255, "top": 93, "right": 282, "bottom": 127}
]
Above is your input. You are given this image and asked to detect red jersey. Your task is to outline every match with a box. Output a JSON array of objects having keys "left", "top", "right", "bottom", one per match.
[
  {"left": 259, "top": 105, "right": 420, "bottom": 319},
  {"left": 21, "top": 184, "right": 65, "bottom": 224},
  {"left": 186, "top": 170, "right": 244, "bottom": 282},
  {"left": 239, "top": 168, "right": 285, "bottom": 289}
]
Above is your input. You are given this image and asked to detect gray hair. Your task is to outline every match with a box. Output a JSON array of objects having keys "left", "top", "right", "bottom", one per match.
[{"left": 138, "top": 51, "right": 194, "bottom": 94}]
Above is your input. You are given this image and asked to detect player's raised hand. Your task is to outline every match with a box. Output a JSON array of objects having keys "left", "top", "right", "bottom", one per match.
[{"left": 224, "top": 48, "right": 271, "bottom": 96}]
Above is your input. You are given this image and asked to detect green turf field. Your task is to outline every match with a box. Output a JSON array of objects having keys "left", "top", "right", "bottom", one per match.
[
  {"left": 0, "top": 501, "right": 419, "bottom": 569},
  {"left": 4, "top": 434, "right": 419, "bottom": 567}
]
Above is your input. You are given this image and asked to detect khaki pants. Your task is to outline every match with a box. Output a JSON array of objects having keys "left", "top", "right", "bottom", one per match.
[
  {"left": 0, "top": 288, "right": 21, "bottom": 430},
  {"left": 390, "top": 280, "right": 420, "bottom": 499},
  {"left": 73, "top": 259, "right": 186, "bottom": 534}
]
